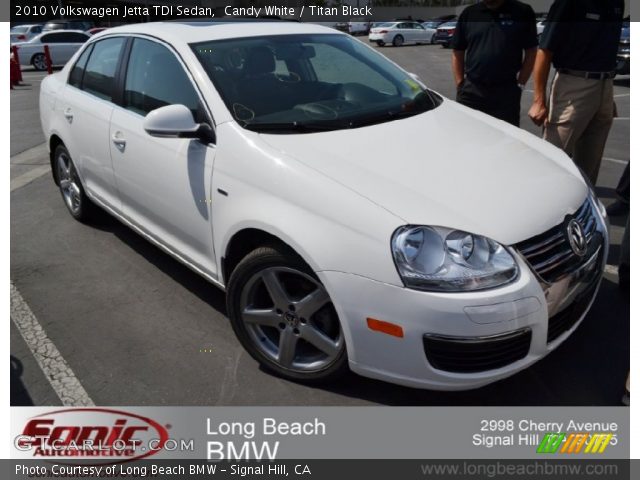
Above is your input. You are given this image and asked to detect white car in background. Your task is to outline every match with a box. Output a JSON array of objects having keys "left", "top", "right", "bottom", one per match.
[
  {"left": 347, "top": 19, "right": 371, "bottom": 35},
  {"left": 14, "top": 30, "right": 90, "bottom": 71},
  {"left": 421, "top": 21, "right": 440, "bottom": 44},
  {"left": 10, "top": 24, "right": 43, "bottom": 43},
  {"left": 40, "top": 21, "right": 607, "bottom": 390},
  {"left": 368, "top": 21, "right": 432, "bottom": 47},
  {"left": 537, "top": 21, "right": 546, "bottom": 38}
]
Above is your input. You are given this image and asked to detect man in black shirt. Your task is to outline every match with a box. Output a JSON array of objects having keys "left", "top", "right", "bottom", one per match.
[
  {"left": 451, "top": 0, "right": 538, "bottom": 126},
  {"left": 528, "top": 0, "right": 624, "bottom": 184}
]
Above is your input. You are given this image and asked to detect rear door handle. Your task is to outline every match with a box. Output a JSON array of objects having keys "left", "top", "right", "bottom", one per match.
[
  {"left": 111, "top": 132, "right": 126, "bottom": 150},
  {"left": 63, "top": 108, "right": 73, "bottom": 122}
]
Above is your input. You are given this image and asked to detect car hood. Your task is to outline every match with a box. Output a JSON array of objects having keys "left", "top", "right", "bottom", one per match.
[{"left": 257, "top": 99, "right": 588, "bottom": 246}]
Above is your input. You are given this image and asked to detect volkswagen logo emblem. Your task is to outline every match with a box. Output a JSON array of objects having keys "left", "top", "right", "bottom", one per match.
[{"left": 567, "top": 219, "right": 587, "bottom": 257}]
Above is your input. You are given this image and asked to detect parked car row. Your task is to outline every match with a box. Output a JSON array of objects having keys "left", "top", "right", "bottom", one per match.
[
  {"left": 340, "top": 16, "right": 454, "bottom": 38},
  {"left": 12, "top": 30, "right": 91, "bottom": 71}
]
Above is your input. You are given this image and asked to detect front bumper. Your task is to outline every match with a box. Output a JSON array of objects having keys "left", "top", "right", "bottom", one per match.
[{"left": 319, "top": 199, "right": 608, "bottom": 390}]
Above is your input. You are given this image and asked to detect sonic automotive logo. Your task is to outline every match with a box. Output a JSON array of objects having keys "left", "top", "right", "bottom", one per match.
[{"left": 15, "top": 408, "right": 169, "bottom": 463}]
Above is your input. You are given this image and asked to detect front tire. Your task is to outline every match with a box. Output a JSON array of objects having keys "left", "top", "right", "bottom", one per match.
[
  {"left": 392, "top": 35, "right": 404, "bottom": 47},
  {"left": 226, "top": 246, "right": 348, "bottom": 383},
  {"left": 53, "top": 145, "right": 94, "bottom": 222}
]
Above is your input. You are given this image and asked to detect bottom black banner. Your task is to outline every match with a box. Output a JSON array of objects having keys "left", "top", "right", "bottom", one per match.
[{"left": 4, "top": 460, "right": 633, "bottom": 480}]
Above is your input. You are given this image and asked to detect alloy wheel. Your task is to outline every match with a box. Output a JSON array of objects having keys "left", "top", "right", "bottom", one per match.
[
  {"left": 57, "top": 152, "right": 82, "bottom": 216},
  {"left": 32, "top": 54, "right": 46, "bottom": 71},
  {"left": 239, "top": 266, "right": 343, "bottom": 372}
]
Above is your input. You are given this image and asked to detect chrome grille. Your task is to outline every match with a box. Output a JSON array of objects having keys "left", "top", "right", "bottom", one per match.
[{"left": 516, "top": 199, "right": 600, "bottom": 283}]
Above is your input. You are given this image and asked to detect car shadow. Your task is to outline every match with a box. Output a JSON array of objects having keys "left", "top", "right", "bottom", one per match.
[
  {"left": 84, "top": 210, "right": 628, "bottom": 406},
  {"left": 86, "top": 211, "right": 227, "bottom": 316}
]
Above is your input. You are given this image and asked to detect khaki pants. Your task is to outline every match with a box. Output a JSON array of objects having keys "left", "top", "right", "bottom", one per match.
[{"left": 544, "top": 72, "right": 615, "bottom": 185}]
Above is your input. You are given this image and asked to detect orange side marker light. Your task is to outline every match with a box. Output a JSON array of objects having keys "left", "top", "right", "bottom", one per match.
[{"left": 367, "top": 318, "right": 404, "bottom": 338}]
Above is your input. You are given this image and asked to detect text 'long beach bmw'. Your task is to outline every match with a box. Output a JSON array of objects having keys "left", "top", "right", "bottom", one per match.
[{"left": 39, "top": 19, "right": 608, "bottom": 390}]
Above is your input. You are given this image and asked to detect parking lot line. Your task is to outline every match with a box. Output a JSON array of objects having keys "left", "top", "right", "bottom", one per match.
[
  {"left": 10, "top": 165, "right": 50, "bottom": 192},
  {"left": 603, "top": 157, "right": 629, "bottom": 166},
  {"left": 10, "top": 284, "right": 95, "bottom": 406},
  {"left": 11, "top": 143, "right": 50, "bottom": 192}
]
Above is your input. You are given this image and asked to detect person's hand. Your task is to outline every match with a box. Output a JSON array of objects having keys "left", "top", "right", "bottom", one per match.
[{"left": 528, "top": 100, "right": 548, "bottom": 126}]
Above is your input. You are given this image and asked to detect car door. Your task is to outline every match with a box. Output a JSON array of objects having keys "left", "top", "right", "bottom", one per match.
[
  {"left": 414, "top": 24, "right": 428, "bottom": 43},
  {"left": 407, "top": 23, "right": 419, "bottom": 42},
  {"left": 60, "top": 37, "right": 126, "bottom": 210},
  {"left": 52, "top": 32, "right": 89, "bottom": 64},
  {"left": 109, "top": 37, "right": 218, "bottom": 279},
  {"left": 39, "top": 33, "right": 65, "bottom": 64}
]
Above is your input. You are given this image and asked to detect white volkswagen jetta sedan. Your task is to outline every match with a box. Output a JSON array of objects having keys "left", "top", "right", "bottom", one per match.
[{"left": 40, "top": 20, "right": 608, "bottom": 390}]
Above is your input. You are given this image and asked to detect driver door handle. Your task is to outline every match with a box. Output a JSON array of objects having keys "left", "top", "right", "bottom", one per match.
[
  {"left": 63, "top": 108, "right": 73, "bottom": 122},
  {"left": 111, "top": 132, "right": 126, "bottom": 150}
]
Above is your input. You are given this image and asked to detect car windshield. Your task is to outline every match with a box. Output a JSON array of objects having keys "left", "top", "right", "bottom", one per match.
[
  {"left": 375, "top": 23, "right": 395, "bottom": 28},
  {"left": 440, "top": 22, "right": 457, "bottom": 28},
  {"left": 192, "top": 33, "right": 440, "bottom": 134},
  {"left": 423, "top": 22, "right": 439, "bottom": 29}
]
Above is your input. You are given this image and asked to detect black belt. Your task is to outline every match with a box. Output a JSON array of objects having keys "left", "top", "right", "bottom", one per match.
[{"left": 558, "top": 68, "right": 616, "bottom": 80}]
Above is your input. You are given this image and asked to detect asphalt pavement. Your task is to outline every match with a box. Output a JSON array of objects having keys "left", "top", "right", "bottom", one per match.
[{"left": 10, "top": 44, "right": 630, "bottom": 406}]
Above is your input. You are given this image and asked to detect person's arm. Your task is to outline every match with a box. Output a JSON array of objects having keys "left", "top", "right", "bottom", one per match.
[
  {"left": 528, "top": 48, "right": 553, "bottom": 126},
  {"left": 517, "top": 47, "right": 537, "bottom": 85},
  {"left": 450, "top": 10, "right": 468, "bottom": 89},
  {"left": 452, "top": 50, "right": 465, "bottom": 88}
]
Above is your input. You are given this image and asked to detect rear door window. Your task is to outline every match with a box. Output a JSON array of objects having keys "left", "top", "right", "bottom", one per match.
[{"left": 81, "top": 37, "right": 125, "bottom": 101}]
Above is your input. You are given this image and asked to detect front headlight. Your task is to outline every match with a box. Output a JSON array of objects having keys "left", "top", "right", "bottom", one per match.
[{"left": 391, "top": 226, "right": 518, "bottom": 292}]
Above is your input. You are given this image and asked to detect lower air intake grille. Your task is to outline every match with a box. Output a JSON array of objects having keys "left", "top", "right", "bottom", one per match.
[
  {"left": 547, "top": 277, "right": 599, "bottom": 343},
  {"left": 423, "top": 329, "right": 532, "bottom": 373}
]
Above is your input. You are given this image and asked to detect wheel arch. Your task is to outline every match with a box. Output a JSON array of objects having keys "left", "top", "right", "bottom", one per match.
[
  {"left": 222, "top": 227, "right": 307, "bottom": 286},
  {"left": 49, "top": 134, "right": 65, "bottom": 185}
]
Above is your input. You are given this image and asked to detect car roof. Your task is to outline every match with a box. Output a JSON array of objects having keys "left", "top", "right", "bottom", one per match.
[
  {"left": 38, "top": 30, "right": 90, "bottom": 35},
  {"left": 32, "top": 30, "right": 90, "bottom": 40},
  {"left": 100, "top": 20, "right": 340, "bottom": 44}
]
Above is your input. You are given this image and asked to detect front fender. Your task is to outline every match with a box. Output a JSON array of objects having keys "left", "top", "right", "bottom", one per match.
[{"left": 212, "top": 122, "right": 405, "bottom": 287}]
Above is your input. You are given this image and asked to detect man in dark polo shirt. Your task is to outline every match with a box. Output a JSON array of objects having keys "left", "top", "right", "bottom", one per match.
[
  {"left": 451, "top": 0, "right": 538, "bottom": 126},
  {"left": 528, "top": 0, "right": 624, "bottom": 184}
]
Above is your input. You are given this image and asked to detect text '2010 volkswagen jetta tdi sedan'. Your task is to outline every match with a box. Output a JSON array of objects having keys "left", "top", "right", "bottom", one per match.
[{"left": 40, "top": 20, "right": 608, "bottom": 390}]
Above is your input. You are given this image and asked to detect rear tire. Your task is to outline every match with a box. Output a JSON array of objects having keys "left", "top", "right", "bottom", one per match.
[
  {"left": 53, "top": 145, "right": 95, "bottom": 222},
  {"left": 393, "top": 35, "right": 404, "bottom": 47},
  {"left": 226, "top": 246, "right": 349, "bottom": 384},
  {"left": 376, "top": 40, "right": 385, "bottom": 47},
  {"left": 32, "top": 53, "right": 47, "bottom": 71}
]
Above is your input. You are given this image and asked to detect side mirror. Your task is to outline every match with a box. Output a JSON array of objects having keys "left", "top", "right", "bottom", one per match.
[{"left": 144, "top": 104, "right": 215, "bottom": 144}]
